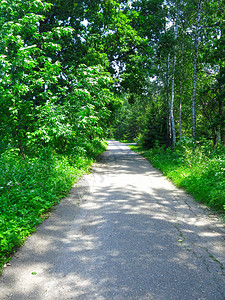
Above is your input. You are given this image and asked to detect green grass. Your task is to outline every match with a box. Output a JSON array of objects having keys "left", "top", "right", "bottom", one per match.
[
  {"left": 119, "top": 139, "right": 135, "bottom": 143},
  {"left": 130, "top": 143, "right": 225, "bottom": 216},
  {"left": 0, "top": 140, "right": 107, "bottom": 271}
]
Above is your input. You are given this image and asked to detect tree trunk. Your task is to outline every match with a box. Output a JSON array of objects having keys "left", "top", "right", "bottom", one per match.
[
  {"left": 166, "top": 54, "right": 171, "bottom": 148},
  {"left": 192, "top": 0, "right": 202, "bottom": 142},
  {"left": 212, "top": 126, "right": 218, "bottom": 147},
  {"left": 179, "top": 49, "right": 183, "bottom": 141},
  {"left": 219, "top": 99, "right": 225, "bottom": 145},
  {"left": 218, "top": 21, "right": 225, "bottom": 146},
  {"left": 179, "top": 82, "right": 182, "bottom": 140},
  {"left": 170, "top": 21, "right": 178, "bottom": 151}
]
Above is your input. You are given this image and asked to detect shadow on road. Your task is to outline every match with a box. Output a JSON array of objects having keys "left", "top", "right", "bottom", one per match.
[{"left": 1, "top": 141, "right": 225, "bottom": 299}]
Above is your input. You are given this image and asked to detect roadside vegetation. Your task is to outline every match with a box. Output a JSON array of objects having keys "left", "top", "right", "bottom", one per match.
[
  {"left": 130, "top": 139, "right": 225, "bottom": 215},
  {"left": 1, "top": 0, "right": 224, "bottom": 273},
  {"left": 0, "top": 141, "right": 106, "bottom": 271}
]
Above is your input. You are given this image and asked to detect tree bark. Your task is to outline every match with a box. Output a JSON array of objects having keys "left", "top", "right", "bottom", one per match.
[
  {"left": 219, "top": 99, "right": 225, "bottom": 145},
  {"left": 192, "top": 0, "right": 202, "bottom": 142},
  {"left": 218, "top": 21, "right": 225, "bottom": 146},
  {"left": 166, "top": 54, "right": 171, "bottom": 148},
  {"left": 170, "top": 21, "right": 178, "bottom": 151},
  {"left": 179, "top": 46, "right": 183, "bottom": 141},
  {"left": 179, "top": 79, "right": 182, "bottom": 140}
]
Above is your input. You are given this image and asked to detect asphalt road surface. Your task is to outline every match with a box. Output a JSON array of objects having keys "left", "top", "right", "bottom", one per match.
[{"left": 0, "top": 140, "right": 225, "bottom": 299}]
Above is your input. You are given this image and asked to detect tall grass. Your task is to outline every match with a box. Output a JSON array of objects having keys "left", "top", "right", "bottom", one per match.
[
  {"left": 130, "top": 140, "right": 225, "bottom": 214},
  {"left": 0, "top": 140, "right": 107, "bottom": 271}
]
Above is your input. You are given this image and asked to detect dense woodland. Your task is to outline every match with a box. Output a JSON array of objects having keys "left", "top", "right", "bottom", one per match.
[
  {"left": 0, "top": 0, "right": 224, "bottom": 153},
  {"left": 113, "top": 0, "right": 225, "bottom": 149},
  {"left": 0, "top": 0, "right": 224, "bottom": 269}
]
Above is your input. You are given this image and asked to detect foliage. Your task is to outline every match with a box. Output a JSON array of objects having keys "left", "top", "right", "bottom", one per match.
[
  {"left": 0, "top": 0, "right": 224, "bottom": 274},
  {"left": 137, "top": 102, "right": 167, "bottom": 148},
  {"left": 0, "top": 140, "right": 107, "bottom": 271},
  {"left": 0, "top": 0, "right": 119, "bottom": 156},
  {"left": 117, "top": 0, "right": 225, "bottom": 148},
  {"left": 113, "top": 96, "right": 142, "bottom": 141},
  {"left": 130, "top": 141, "right": 225, "bottom": 214},
  {"left": 27, "top": 64, "right": 119, "bottom": 153},
  {"left": 0, "top": 0, "right": 119, "bottom": 272},
  {"left": 114, "top": 83, "right": 168, "bottom": 146}
]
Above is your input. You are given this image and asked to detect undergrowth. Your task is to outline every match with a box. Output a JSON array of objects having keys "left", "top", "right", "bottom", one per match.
[
  {"left": 0, "top": 140, "right": 107, "bottom": 272},
  {"left": 130, "top": 140, "right": 225, "bottom": 215}
]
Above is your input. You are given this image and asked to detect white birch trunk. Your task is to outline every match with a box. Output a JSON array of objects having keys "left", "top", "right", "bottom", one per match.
[
  {"left": 170, "top": 21, "right": 178, "bottom": 150},
  {"left": 179, "top": 80, "right": 182, "bottom": 140},
  {"left": 219, "top": 98, "right": 225, "bottom": 146},
  {"left": 179, "top": 43, "right": 183, "bottom": 141},
  {"left": 192, "top": 0, "right": 202, "bottom": 141},
  {"left": 166, "top": 54, "right": 171, "bottom": 147}
]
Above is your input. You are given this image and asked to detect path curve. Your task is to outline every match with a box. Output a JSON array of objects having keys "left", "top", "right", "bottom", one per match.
[{"left": 0, "top": 141, "right": 225, "bottom": 299}]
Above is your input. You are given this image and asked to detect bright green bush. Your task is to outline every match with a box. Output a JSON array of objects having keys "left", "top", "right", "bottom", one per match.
[{"left": 0, "top": 140, "right": 106, "bottom": 271}]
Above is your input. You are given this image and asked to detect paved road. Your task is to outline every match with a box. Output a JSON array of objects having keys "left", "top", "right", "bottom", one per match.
[{"left": 0, "top": 141, "right": 225, "bottom": 299}]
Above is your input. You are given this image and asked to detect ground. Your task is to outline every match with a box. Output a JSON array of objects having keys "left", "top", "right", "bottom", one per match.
[{"left": 0, "top": 141, "right": 224, "bottom": 299}]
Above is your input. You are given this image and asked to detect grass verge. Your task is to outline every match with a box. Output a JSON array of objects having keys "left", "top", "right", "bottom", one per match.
[
  {"left": 0, "top": 140, "right": 107, "bottom": 272},
  {"left": 130, "top": 143, "right": 225, "bottom": 217}
]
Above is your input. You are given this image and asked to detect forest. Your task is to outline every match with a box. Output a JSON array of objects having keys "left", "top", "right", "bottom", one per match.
[{"left": 0, "top": 0, "right": 224, "bottom": 269}]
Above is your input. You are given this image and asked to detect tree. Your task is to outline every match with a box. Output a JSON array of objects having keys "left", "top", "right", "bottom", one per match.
[
  {"left": 191, "top": 0, "right": 202, "bottom": 142},
  {"left": 170, "top": 20, "right": 178, "bottom": 150},
  {"left": 0, "top": 0, "right": 120, "bottom": 156},
  {"left": 0, "top": 0, "right": 59, "bottom": 155}
]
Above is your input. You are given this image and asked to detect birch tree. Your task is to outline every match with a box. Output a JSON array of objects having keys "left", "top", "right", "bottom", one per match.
[
  {"left": 170, "top": 20, "right": 178, "bottom": 150},
  {"left": 192, "top": 0, "right": 202, "bottom": 142}
]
